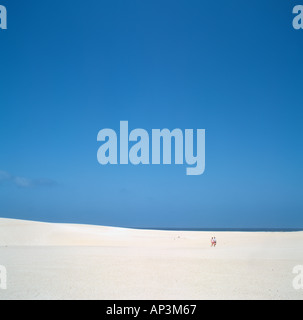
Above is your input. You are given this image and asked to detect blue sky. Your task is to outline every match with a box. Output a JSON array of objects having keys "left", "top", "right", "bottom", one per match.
[{"left": 0, "top": 0, "right": 302, "bottom": 228}]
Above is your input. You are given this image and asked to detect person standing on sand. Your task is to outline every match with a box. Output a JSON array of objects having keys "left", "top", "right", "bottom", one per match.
[
  {"left": 211, "top": 237, "right": 214, "bottom": 247},
  {"left": 213, "top": 237, "right": 217, "bottom": 247}
]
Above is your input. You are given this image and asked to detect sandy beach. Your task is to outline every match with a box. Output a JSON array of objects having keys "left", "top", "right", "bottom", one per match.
[{"left": 0, "top": 218, "right": 302, "bottom": 300}]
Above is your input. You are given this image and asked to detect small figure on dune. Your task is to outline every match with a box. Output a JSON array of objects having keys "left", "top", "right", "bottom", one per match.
[{"left": 211, "top": 237, "right": 217, "bottom": 247}]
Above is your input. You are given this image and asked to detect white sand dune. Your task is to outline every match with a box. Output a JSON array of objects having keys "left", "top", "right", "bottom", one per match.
[{"left": 0, "top": 218, "right": 302, "bottom": 300}]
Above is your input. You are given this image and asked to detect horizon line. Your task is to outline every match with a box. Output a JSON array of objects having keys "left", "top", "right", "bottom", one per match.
[{"left": 1, "top": 217, "right": 303, "bottom": 232}]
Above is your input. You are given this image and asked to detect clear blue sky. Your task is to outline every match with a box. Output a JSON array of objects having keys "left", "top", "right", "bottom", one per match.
[{"left": 0, "top": 0, "right": 302, "bottom": 228}]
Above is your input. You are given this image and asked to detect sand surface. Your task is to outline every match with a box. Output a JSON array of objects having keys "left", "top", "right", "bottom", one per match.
[{"left": 0, "top": 218, "right": 302, "bottom": 300}]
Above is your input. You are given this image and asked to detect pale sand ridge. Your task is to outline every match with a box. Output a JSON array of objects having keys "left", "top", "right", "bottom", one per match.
[{"left": 0, "top": 218, "right": 302, "bottom": 300}]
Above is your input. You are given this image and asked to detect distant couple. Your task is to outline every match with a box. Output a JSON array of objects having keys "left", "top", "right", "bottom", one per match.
[{"left": 211, "top": 237, "right": 217, "bottom": 247}]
